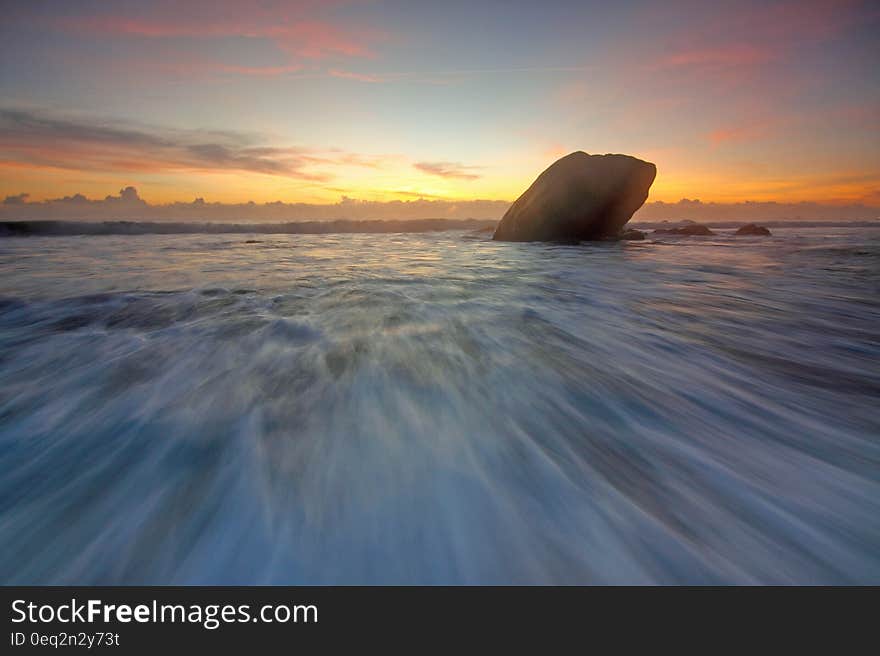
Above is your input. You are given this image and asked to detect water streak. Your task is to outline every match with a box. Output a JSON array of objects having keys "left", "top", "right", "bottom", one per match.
[{"left": 1, "top": 227, "right": 878, "bottom": 583}]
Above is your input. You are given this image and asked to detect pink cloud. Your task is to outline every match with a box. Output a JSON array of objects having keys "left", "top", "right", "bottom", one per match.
[
  {"left": 329, "top": 69, "right": 383, "bottom": 83},
  {"left": 217, "top": 63, "right": 305, "bottom": 77},
  {"left": 62, "top": 16, "right": 379, "bottom": 59},
  {"left": 638, "top": 0, "right": 864, "bottom": 84},
  {"left": 55, "top": 5, "right": 384, "bottom": 66},
  {"left": 653, "top": 44, "right": 773, "bottom": 71},
  {"left": 555, "top": 0, "right": 869, "bottom": 136},
  {"left": 270, "top": 22, "right": 378, "bottom": 59}
]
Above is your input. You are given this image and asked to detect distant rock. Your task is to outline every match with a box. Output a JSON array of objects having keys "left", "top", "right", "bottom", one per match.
[
  {"left": 493, "top": 152, "right": 656, "bottom": 242},
  {"left": 620, "top": 229, "right": 646, "bottom": 240},
  {"left": 654, "top": 224, "right": 715, "bottom": 236},
  {"left": 735, "top": 223, "right": 772, "bottom": 236}
]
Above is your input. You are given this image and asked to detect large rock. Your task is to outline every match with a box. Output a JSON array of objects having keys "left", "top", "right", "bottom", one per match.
[{"left": 493, "top": 152, "right": 656, "bottom": 242}]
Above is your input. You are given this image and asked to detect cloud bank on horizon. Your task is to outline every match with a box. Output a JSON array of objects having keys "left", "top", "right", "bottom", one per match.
[
  {"left": 2, "top": 186, "right": 877, "bottom": 223},
  {"left": 1, "top": 0, "right": 878, "bottom": 214}
]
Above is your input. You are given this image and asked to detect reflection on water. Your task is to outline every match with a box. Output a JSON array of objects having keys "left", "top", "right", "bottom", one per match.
[{"left": 0, "top": 227, "right": 878, "bottom": 584}]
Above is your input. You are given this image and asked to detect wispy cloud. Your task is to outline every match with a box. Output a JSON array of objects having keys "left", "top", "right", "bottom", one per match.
[
  {"left": 652, "top": 44, "right": 773, "bottom": 72},
  {"left": 39, "top": 2, "right": 388, "bottom": 82},
  {"left": 0, "top": 108, "right": 390, "bottom": 181},
  {"left": 329, "top": 69, "right": 384, "bottom": 83},
  {"left": 55, "top": 6, "right": 384, "bottom": 61},
  {"left": 216, "top": 63, "right": 305, "bottom": 77},
  {"left": 414, "top": 161, "right": 482, "bottom": 180},
  {"left": 642, "top": 0, "right": 864, "bottom": 81}
]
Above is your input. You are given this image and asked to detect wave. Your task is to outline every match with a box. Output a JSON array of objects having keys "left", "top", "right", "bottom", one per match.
[{"left": 1, "top": 228, "right": 878, "bottom": 583}]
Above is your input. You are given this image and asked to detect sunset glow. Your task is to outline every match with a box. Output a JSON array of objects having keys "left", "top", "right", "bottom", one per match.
[
  {"left": 1, "top": 0, "right": 878, "bottom": 215},
  {"left": 2, "top": 1, "right": 880, "bottom": 590}
]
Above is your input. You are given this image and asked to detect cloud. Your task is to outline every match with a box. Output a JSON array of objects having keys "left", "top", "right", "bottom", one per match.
[
  {"left": 652, "top": 44, "right": 773, "bottom": 72},
  {"left": 0, "top": 188, "right": 511, "bottom": 222},
  {"left": 115, "top": 186, "right": 144, "bottom": 203},
  {"left": 414, "top": 161, "right": 482, "bottom": 180},
  {"left": 580, "top": 0, "right": 871, "bottom": 105},
  {"left": 34, "top": 187, "right": 146, "bottom": 206},
  {"left": 0, "top": 108, "right": 387, "bottom": 181},
  {"left": 32, "top": 2, "right": 390, "bottom": 83},
  {"left": 329, "top": 69, "right": 383, "bottom": 83},
  {"left": 2, "top": 188, "right": 877, "bottom": 223},
  {"left": 3, "top": 193, "right": 30, "bottom": 205},
  {"left": 54, "top": 4, "right": 384, "bottom": 68},
  {"left": 647, "top": 0, "right": 863, "bottom": 61},
  {"left": 216, "top": 64, "right": 305, "bottom": 77},
  {"left": 272, "top": 21, "right": 378, "bottom": 60},
  {"left": 634, "top": 197, "right": 880, "bottom": 222}
]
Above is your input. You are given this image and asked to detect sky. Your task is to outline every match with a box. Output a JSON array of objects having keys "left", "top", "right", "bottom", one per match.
[{"left": 1, "top": 0, "right": 878, "bottom": 220}]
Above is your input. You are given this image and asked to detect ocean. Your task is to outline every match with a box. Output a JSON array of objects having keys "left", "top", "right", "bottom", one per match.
[{"left": 0, "top": 225, "right": 878, "bottom": 584}]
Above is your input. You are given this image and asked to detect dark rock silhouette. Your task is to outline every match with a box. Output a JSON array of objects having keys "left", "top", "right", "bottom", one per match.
[
  {"left": 735, "top": 223, "right": 772, "bottom": 236},
  {"left": 493, "top": 152, "right": 656, "bottom": 242},
  {"left": 620, "top": 229, "right": 646, "bottom": 240},
  {"left": 654, "top": 224, "right": 715, "bottom": 236}
]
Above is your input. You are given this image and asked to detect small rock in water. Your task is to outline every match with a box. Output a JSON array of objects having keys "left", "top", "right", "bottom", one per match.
[
  {"left": 654, "top": 224, "right": 715, "bottom": 236},
  {"left": 493, "top": 151, "right": 656, "bottom": 242},
  {"left": 735, "top": 223, "right": 772, "bottom": 236},
  {"left": 620, "top": 229, "right": 646, "bottom": 240}
]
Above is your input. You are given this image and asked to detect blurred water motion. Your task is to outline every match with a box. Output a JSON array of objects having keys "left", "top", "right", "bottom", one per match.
[{"left": 0, "top": 227, "right": 878, "bottom": 584}]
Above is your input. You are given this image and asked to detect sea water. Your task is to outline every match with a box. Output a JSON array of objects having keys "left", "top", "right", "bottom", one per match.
[{"left": 0, "top": 226, "right": 878, "bottom": 584}]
